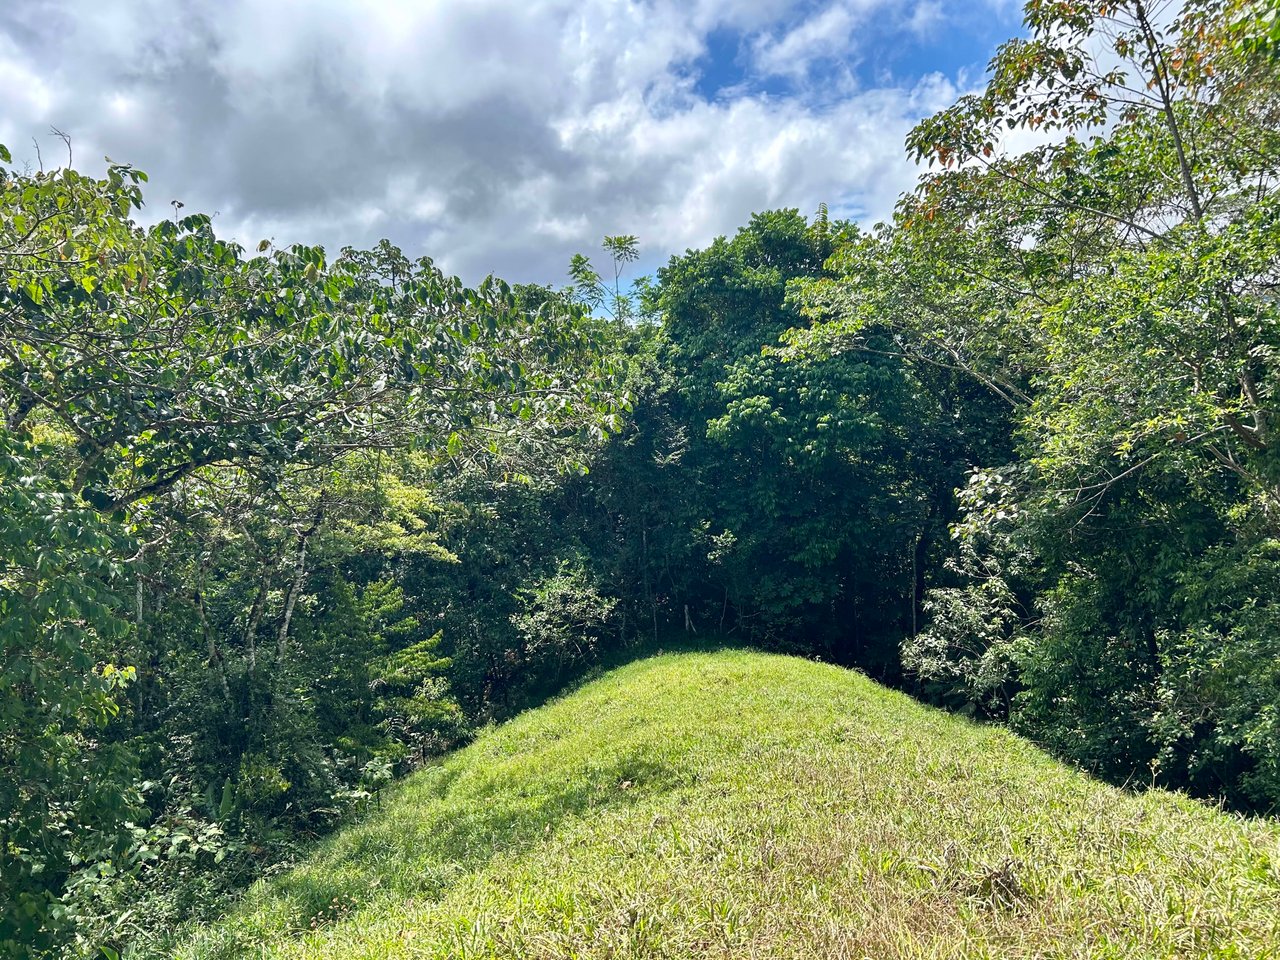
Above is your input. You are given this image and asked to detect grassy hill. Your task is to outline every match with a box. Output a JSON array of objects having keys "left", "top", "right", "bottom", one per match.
[{"left": 178, "top": 651, "right": 1280, "bottom": 959}]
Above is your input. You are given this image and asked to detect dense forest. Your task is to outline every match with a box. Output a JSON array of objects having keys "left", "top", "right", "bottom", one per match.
[{"left": 3, "top": 1, "right": 1279, "bottom": 956}]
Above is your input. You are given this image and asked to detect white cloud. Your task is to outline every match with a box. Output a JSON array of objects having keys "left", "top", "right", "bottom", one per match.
[
  {"left": 752, "top": 3, "right": 860, "bottom": 78},
  {"left": 0, "top": 0, "right": 997, "bottom": 282},
  {"left": 750, "top": 0, "right": 899, "bottom": 79},
  {"left": 907, "top": 1, "right": 946, "bottom": 37},
  {"left": 0, "top": 35, "right": 55, "bottom": 123}
]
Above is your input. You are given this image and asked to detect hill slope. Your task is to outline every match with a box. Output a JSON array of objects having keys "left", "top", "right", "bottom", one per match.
[{"left": 179, "top": 651, "right": 1280, "bottom": 959}]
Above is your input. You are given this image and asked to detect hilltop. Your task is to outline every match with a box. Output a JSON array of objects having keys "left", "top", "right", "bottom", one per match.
[{"left": 176, "top": 651, "right": 1280, "bottom": 959}]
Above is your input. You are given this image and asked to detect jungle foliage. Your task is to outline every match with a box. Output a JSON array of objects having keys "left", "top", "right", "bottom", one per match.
[{"left": 789, "top": 0, "right": 1280, "bottom": 808}]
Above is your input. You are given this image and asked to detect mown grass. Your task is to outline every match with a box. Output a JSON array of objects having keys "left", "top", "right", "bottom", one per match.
[{"left": 175, "top": 650, "right": 1280, "bottom": 959}]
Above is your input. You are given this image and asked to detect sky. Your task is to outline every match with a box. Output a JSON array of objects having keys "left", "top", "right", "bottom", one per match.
[{"left": 0, "top": 0, "right": 1024, "bottom": 285}]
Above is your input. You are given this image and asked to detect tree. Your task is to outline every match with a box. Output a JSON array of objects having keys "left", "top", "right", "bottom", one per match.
[
  {"left": 0, "top": 158, "right": 624, "bottom": 514},
  {"left": 0, "top": 148, "right": 629, "bottom": 952},
  {"left": 788, "top": 0, "right": 1280, "bottom": 808},
  {"left": 640, "top": 209, "right": 980, "bottom": 663},
  {"left": 0, "top": 428, "right": 137, "bottom": 954},
  {"left": 569, "top": 235, "right": 642, "bottom": 322}
]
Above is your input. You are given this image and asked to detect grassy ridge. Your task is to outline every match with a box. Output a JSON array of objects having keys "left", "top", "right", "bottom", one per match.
[{"left": 178, "top": 651, "right": 1280, "bottom": 959}]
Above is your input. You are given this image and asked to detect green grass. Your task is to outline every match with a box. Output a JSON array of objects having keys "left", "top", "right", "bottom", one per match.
[{"left": 177, "top": 650, "right": 1280, "bottom": 959}]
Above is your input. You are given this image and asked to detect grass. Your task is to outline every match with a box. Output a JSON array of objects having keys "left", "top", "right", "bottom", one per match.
[{"left": 175, "top": 650, "right": 1280, "bottom": 959}]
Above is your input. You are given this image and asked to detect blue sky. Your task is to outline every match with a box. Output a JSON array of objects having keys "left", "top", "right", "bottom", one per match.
[
  {"left": 0, "top": 0, "right": 1025, "bottom": 283},
  {"left": 691, "top": 3, "right": 1020, "bottom": 102}
]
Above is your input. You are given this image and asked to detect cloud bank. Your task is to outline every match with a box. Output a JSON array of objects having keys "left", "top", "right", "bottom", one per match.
[{"left": 0, "top": 0, "right": 1014, "bottom": 282}]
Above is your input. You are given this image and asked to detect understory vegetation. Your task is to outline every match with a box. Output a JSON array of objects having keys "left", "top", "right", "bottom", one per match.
[{"left": 3, "top": 1, "right": 1280, "bottom": 956}]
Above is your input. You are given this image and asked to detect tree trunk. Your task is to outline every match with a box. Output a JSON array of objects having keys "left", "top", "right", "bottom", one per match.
[{"left": 275, "top": 497, "right": 325, "bottom": 664}]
